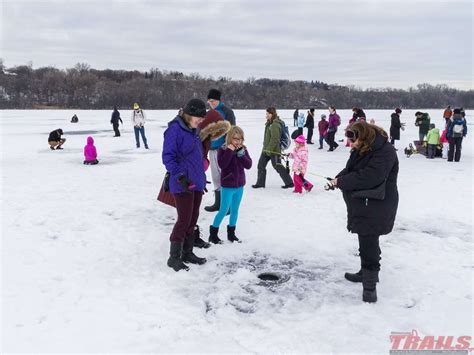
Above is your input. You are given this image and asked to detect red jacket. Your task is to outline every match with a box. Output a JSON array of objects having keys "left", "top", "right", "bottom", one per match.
[{"left": 318, "top": 120, "right": 329, "bottom": 135}]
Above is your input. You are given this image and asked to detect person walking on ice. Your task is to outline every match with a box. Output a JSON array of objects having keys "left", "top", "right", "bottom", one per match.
[
  {"left": 131, "top": 103, "right": 149, "bottom": 149},
  {"left": 111, "top": 106, "right": 123, "bottom": 137},
  {"left": 288, "top": 135, "right": 313, "bottom": 193}
]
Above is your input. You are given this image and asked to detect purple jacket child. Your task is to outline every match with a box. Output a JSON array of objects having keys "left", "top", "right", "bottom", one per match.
[
  {"left": 162, "top": 116, "right": 206, "bottom": 193},
  {"left": 217, "top": 147, "right": 252, "bottom": 188}
]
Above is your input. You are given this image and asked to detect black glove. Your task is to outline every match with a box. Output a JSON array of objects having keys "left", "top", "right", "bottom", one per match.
[{"left": 178, "top": 176, "right": 195, "bottom": 191}]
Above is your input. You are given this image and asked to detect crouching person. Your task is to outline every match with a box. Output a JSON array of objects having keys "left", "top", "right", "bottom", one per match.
[
  {"left": 162, "top": 99, "right": 208, "bottom": 272},
  {"left": 209, "top": 126, "right": 252, "bottom": 244},
  {"left": 330, "top": 122, "right": 399, "bottom": 303},
  {"left": 83, "top": 136, "right": 99, "bottom": 165},
  {"left": 48, "top": 129, "right": 66, "bottom": 150}
]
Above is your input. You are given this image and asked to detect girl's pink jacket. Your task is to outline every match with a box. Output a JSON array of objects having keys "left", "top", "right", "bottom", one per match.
[{"left": 289, "top": 145, "right": 309, "bottom": 174}]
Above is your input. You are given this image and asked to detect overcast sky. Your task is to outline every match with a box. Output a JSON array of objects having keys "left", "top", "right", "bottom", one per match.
[{"left": 1, "top": 0, "right": 472, "bottom": 89}]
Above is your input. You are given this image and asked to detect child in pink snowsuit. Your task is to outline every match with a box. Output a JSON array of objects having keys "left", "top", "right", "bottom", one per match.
[
  {"left": 288, "top": 135, "right": 313, "bottom": 193},
  {"left": 84, "top": 136, "right": 99, "bottom": 165}
]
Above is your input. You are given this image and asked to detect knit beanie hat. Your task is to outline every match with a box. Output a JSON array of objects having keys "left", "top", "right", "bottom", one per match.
[
  {"left": 295, "top": 135, "right": 306, "bottom": 144},
  {"left": 183, "top": 99, "right": 207, "bottom": 118},
  {"left": 207, "top": 89, "right": 222, "bottom": 101}
]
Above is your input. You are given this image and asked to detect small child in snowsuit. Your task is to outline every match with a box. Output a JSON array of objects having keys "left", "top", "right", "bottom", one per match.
[
  {"left": 288, "top": 135, "right": 313, "bottom": 193},
  {"left": 84, "top": 136, "right": 99, "bottom": 165},
  {"left": 440, "top": 126, "right": 449, "bottom": 158},
  {"left": 425, "top": 123, "right": 440, "bottom": 159},
  {"left": 208, "top": 126, "right": 252, "bottom": 244}
]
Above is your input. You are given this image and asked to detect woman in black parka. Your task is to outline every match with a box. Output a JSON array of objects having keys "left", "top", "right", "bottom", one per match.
[
  {"left": 389, "top": 108, "right": 402, "bottom": 148},
  {"left": 331, "top": 121, "right": 399, "bottom": 303}
]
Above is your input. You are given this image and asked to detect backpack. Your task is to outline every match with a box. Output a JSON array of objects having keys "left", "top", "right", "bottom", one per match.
[
  {"left": 452, "top": 120, "right": 464, "bottom": 137},
  {"left": 280, "top": 121, "right": 291, "bottom": 151}
]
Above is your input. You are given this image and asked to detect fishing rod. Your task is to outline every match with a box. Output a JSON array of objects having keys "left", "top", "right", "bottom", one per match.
[{"left": 262, "top": 149, "right": 335, "bottom": 188}]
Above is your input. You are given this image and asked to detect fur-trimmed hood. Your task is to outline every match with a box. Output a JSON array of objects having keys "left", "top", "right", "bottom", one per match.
[{"left": 199, "top": 120, "right": 231, "bottom": 142}]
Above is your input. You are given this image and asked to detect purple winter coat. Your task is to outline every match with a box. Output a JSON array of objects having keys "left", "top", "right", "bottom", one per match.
[
  {"left": 162, "top": 116, "right": 206, "bottom": 193},
  {"left": 217, "top": 147, "right": 252, "bottom": 188},
  {"left": 328, "top": 113, "right": 340, "bottom": 132}
]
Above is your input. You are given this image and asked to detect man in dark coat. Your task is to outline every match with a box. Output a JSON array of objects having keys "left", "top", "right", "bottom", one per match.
[
  {"left": 293, "top": 109, "right": 299, "bottom": 127},
  {"left": 304, "top": 108, "right": 315, "bottom": 144},
  {"left": 389, "top": 108, "right": 403, "bottom": 148},
  {"left": 332, "top": 122, "right": 399, "bottom": 303},
  {"left": 110, "top": 106, "right": 123, "bottom": 137},
  {"left": 48, "top": 129, "right": 66, "bottom": 150}
]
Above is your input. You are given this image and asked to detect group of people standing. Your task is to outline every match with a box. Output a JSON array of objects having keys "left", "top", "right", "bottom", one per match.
[{"left": 162, "top": 94, "right": 403, "bottom": 304}]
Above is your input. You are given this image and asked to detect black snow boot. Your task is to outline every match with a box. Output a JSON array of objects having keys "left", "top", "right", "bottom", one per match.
[
  {"left": 167, "top": 242, "right": 190, "bottom": 272},
  {"left": 204, "top": 190, "right": 221, "bottom": 212},
  {"left": 227, "top": 225, "right": 241, "bottom": 243},
  {"left": 193, "top": 225, "right": 211, "bottom": 249},
  {"left": 208, "top": 225, "right": 223, "bottom": 244},
  {"left": 345, "top": 269, "right": 363, "bottom": 283},
  {"left": 182, "top": 234, "right": 207, "bottom": 265},
  {"left": 362, "top": 268, "right": 378, "bottom": 303},
  {"left": 345, "top": 269, "right": 379, "bottom": 283}
]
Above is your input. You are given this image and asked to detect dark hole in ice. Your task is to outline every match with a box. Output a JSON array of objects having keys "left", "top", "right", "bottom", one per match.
[{"left": 258, "top": 272, "right": 280, "bottom": 281}]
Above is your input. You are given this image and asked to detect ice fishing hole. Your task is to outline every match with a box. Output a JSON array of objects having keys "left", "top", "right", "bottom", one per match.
[{"left": 258, "top": 272, "right": 280, "bottom": 281}]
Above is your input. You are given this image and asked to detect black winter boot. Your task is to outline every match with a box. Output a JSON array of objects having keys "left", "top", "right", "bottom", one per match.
[
  {"left": 345, "top": 269, "right": 379, "bottom": 283},
  {"left": 193, "top": 225, "right": 211, "bottom": 249},
  {"left": 362, "top": 268, "right": 378, "bottom": 303},
  {"left": 208, "top": 225, "right": 223, "bottom": 244},
  {"left": 167, "top": 242, "right": 190, "bottom": 272},
  {"left": 227, "top": 225, "right": 241, "bottom": 243},
  {"left": 204, "top": 190, "right": 221, "bottom": 212},
  {"left": 182, "top": 234, "right": 207, "bottom": 265},
  {"left": 345, "top": 269, "right": 363, "bottom": 282}
]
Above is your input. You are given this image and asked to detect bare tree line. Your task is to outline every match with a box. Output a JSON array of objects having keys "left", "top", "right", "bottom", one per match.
[{"left": 0, "top": 60, "right": 472, "bottom": 110}]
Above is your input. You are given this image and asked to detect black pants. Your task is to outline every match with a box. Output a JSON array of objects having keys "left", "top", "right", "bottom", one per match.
[
  {"left": 170, "top": 191, "right": 203, "bottom": 244},
  {"left": 307, "top": 128, "right": 314, "bottom": 143},
  {"left": 427, "top": 144, "right": 437, "bottom": 158},
  {"left": 358, "top": 234, "right": 381, "bottom": 271},
  {"left": 113, "top": 123, "right": 120, "bottom": 136},
  {"left": 327, "top": 130, "right": 338, "bottom": 150},
  {"left": 448, "top": 137, "right": 463, "bottom": 162},
  {"left": 390, "top": 137, "right": 396, "bottom": 145},
  {"left": 256, "top": 153, "right": 293, "bottom": 187}
]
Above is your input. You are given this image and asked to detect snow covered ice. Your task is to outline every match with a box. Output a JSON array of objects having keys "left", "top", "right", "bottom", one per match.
[{"left": 1, "top": 109, "right": 472, "bottom": 353}]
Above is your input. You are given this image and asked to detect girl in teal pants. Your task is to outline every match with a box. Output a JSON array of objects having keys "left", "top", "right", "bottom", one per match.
[{"left": 208, "top": 126, "right": 252, "bottom": 244}]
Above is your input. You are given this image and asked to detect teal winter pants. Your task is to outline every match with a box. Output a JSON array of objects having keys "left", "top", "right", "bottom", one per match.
[{"left": 212, "top": 187, "right": 244, "bottom": 228}]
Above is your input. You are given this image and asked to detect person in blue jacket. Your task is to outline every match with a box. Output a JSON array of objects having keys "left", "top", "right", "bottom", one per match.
[
  {"left": 446, "top": 108, "right": 468, "bottom": 162},
  {"left": 162, "top": 98, "right": 208, "bottom": 272}
]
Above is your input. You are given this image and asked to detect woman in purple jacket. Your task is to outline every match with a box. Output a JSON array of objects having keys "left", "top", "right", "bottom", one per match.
[
  {"left": 327, "top": 106, "right": 341, "bottom": 151},
  {"left": 208, "top": 126, "right": 252, "bottom": 244},
  {"left": 162, "top": 98, "right": 208, "bottom": 272}
]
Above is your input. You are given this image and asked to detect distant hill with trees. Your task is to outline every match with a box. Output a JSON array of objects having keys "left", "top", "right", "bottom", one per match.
[{"left": 0, "top": 60, "right": 472, "bottom": 109}]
